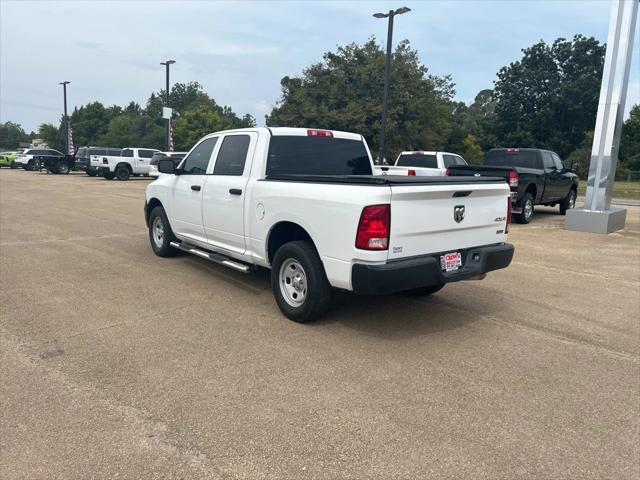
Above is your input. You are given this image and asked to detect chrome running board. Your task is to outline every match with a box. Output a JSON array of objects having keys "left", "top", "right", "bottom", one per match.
[{"left": 169, "top": 241, "right": 252, "bottom": 274}]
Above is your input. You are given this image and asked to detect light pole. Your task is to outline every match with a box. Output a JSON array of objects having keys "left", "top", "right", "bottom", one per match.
[
  {"left": 59, "top": 81, "right": 70, "bottom": 154},
  {"left": 160, "top": 60, "right": 176, "bottom": 151},
  {"left": 373, "top": 6, "right": 411, "bottom": 164}
]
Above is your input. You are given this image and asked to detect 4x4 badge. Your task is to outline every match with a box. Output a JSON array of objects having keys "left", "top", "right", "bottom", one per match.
[{"left": 454, "top": 205, "right": 465, "bottom": 223}]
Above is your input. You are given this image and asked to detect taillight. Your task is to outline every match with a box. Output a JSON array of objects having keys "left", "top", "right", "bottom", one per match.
[
  {"left": 407, "top": 169, "right": 416, "bottom": 176},
  {"left": 444, "top": 168, "right": 450, "bottom": 176},
  {"left": 356, "top": 204, "right": 390, "bottom": 250},
  {"left": 506, "top": 197, "right": 512, "bottom": 234},
  {"left": 307, "top": 129, "right": 333, "bottom": 138},
  {"left": 508, "top": 170, "right": 519, "bottom": 188},
  {"left": 103, "top": 157, "right": 108, "bottom": 164}
]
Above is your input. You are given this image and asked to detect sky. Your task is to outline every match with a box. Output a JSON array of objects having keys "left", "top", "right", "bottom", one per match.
[{"left": 1, "top": 0, "right": 638, "bottom": 133}]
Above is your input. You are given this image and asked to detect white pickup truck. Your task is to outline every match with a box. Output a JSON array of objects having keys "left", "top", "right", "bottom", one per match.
[
  {"left": 92, "top": 147, "right": 160, "bottom": 180},
  {"left": 374, "top": 151, "right": 468, "bottom": 176},
  {"left": 145, "top": 128, "right": 514, "bottom": 322}
]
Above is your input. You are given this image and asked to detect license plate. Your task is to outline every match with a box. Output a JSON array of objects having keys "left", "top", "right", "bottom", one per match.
[{"left": 440, "top": 252, "right": 462, "bottom": 272}]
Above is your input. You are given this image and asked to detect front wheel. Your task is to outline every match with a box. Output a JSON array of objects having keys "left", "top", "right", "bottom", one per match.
[
  {"left": 515, "top": 192, "right": 534, "bottom": 224},
  {"left": 57, "top": 162, "right": 70, "bottom": 174},
  {"left": 148, "top": 206, "right": 178, "bottom": 257},
  {"left": 559, "top": 189, "right": 576, "bottom": 215},
  {"left": 271, "top": 241, "right": 332, "bottom": 323}
]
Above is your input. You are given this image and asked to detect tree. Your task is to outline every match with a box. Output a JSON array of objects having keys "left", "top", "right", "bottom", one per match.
[
  {"left": 38, "top": 122, "right": 65, "bottom": 151},
  {"left": 70, "top": 102, "right": 122, "bottom": 147},
  {"left": 0, "top": 121, "right": 29, "bottom": 149},
  {"left": 620, "top": 105, "right": 640, "bottom": 172},
  {"left": 492, "top": 35, "right": 605, "bottom": 157},
  {"left": 266, "top": 38, "right": 455, "bottom": 160}
]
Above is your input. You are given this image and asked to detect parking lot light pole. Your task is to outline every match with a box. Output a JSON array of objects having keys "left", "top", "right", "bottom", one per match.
[
  {"left": 160, "top": 60, "right": 176, "bottom": 151},
  {"left": 59, "top": 81, "right": 70, "bottom": 154},
  {"left": 373, "top": 6, "right": 411, "bottom": 164}
]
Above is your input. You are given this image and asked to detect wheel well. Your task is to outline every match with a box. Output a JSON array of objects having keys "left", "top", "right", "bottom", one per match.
[
  {"left": 146, "top": 198, "right": 163, "bottom": 225},
  {"left": 570, "top": 184, "right": 577, "bottom": 193},
  {"left": 115, "top": 162, "right": 132, "bottom": 172},
  {"left": 267, "top": 222, "right": 314, "bottom": 264},
  {"left": 525, "top": 183, "right": 537, "bottom": 200}
]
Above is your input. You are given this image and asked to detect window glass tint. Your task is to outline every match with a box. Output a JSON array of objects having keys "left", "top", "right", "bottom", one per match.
[
  {"left": 107, "top": 148, "right": 122, "bottom": 156},
  {"left": 90, "top": 148, "right": 106, "bottom": 156},
  {"left": 542, "top": 152, "right": 554, "bottom": 169},
  {"left": 552, "top": 153, "right": 564, "bottom": 170},
  {"left": 443, "top": 155, "right": 465, "bottom": 168},
  {"left": 170, "top": 153, "right": 186, "bottom": 167},
  {"left": 267, "top": 136, "right": 371, "bottom": 176},
  {"left": 138, "top": 149, "right": 155, "bottom": 158},
  {"left": 150, "top": 153, "right": 167, "bottom": 166},
  {"left": 122, "top": 149, "right": 133, "bottom": 158},
  {"left": 397, "top": 153, "right": 438, "bottom": 168},
  {"left": 484, "top": 150, "right": 541, "bottom": 169},
  {"left": 182, "top": 137, "right": 218, "bottom": 174},
  {"left": 213, "top": 135, "right": 250, "bottom": 176},
  {"left": 77, "top": 147, "right": 87, "bottom": 157}
]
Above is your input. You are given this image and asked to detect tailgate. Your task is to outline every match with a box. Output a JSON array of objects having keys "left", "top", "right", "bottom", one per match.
[
  {"left": 388, "top": 182, "right": 510, "bottom": 260},
  {"left": 447, "top": 165, "right": 511, "bottom": 179}
]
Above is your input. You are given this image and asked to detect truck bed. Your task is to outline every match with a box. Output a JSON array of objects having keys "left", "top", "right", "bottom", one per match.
[{"left": 264, "top": 174, "right": 506, "bottom": 186}]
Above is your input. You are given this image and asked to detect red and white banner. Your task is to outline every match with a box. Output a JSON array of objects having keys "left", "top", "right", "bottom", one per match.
[
  {"left": 68, "top": 125, "right": 75, "bottom": 155},
  {"left": 168, "top": 121, "right": 174, "bottom": 152}
]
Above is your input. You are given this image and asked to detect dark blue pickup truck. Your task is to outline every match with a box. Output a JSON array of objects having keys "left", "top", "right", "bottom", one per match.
[{"left": 447, "top": 148, "right": 579, "bottom": 224}]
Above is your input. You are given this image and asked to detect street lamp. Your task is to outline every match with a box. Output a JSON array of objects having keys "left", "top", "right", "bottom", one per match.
[
  {"left": 373, "top": 6, "right": 411, "bottom": 164},
  {"left": 59, "top": 81, "right": 70, "bottom": 154},
  {"left": 160, "top": 60, "right": 176, "bottom": 151}
]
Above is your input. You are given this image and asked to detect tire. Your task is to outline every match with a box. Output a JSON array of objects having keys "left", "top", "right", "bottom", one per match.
[
  {"left": 402, "top": 284, "right": 445, "bottom": 297},
  {"left": 103, "top": 171, "right": 116, "bottom": 180},
  {"left": 28, "top": 160, "right": 39, "bottom": 171},
  {"left": 515, "top": 192, "right": 534, "bottom": 224},
  {"left": 115, "top": 165, "right": 131, "bottom": 181},
  {"left": 86, "top": 171, "right": 97, "bottom": 177},
  {"left": 148, "top": 206, "right": 179, "bottom": 257},
  {"left": 57, "top": 162, "right": 70, "bottom": 174},
  {"left": 559, "top": 189, "right": 576, "bottom": 215},
  {"left": 271, "top": 241, "right": 332, "bottom": 323},
  {"left": 10, "top": 161, "right": 16, "bottom": 169},
  {"left": 47, "top": 168, "right": 56, "bottom": 174}
]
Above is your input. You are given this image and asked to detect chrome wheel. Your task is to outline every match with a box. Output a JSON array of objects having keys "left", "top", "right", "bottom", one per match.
[
  {"left": 524, "top": 199, "right": 533, "bottom": 221},
  {"left": 279, "top": 259, "right": 307, "bottom": 307},
  {"left": 152, "top": 215, "right": 165, "bottom": 248},
  {"left": 58, "top": 163, "right": 69, "bottom": 174},
  {"left": 568, "top": 192, "right": 576, "bottom": 209}
]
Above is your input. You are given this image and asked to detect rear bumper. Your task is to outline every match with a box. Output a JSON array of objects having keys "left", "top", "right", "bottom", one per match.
[{"left": 351, "top": 243, "right": 514, "bottom": 295}]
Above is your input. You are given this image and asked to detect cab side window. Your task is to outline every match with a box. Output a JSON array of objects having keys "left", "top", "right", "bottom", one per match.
[
  {"left": 551, "top": 153, "right": 564, "bottom": 170},
  {"left": 122, "top": 149, "right": 134, "bottom": 158},
  {"left": 182, "top": 137, "right": 218, "bottom": 174},
  {"left": 139, "top": 149, "right": 155, "bottom": 159},
  {"left": 213, "top": 135, "right": 250, "bottom": 176}
]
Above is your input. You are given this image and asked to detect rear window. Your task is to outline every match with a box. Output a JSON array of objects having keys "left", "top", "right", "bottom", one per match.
[
  {"left": 150, "top": 152, "right": 167, "bottom": 165},
  {"left": 396, "top": 153, "right": 438, "bottom": 168},
  {"left": 266, "top": 136, "right": 371, "bottom": 176},
  {"left": 485, "top": 150, "right": 542, "bottom": 169}
]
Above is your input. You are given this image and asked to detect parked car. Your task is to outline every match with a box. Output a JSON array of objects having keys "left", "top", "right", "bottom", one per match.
[
  {"left": 35, "top": 150, "right": 76, "bottom": 174},
  {"left": 14, "top": 148, "right": 63, "bottom": 171},
  {"left": 373, "top": 151, "right": 467, "bottom": 176},
  {"left": 145, "top": 127, "right": 514, "bottom": 323},
  {"left": 149, "top": 151, "right": 187, "bottom": 177},
  {"left": 447, "top": 148, "right": 579, "bottom": 223},
  {"left": 94, "top": 147, "right": 161, "bottom": 180},
  {"left": 0, "top": 151, "right": 17, "bottom": 168},
  {"left": 75, "top": 146, "right": 122, "bottom": 176}
]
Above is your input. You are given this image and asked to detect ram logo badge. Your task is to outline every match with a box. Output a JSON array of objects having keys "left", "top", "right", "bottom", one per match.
[{"left": 454, "top": 205, "right": 465, "bottom": 223}]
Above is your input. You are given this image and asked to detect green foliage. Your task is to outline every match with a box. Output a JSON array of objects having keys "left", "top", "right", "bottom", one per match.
[
  {"left": 620, "top": 105, "right": 640, "bottom": 172},
  {"left": 38, "top": 121, "right": 65, "bottom": 152},
  {"left": 266, "top": 38, "right": 455, "bottom": 160},
  {"left": 0, "top": 121, "right": 30, "bottom": 149},
  {"left": 491, "top": 35, "right": 605, "bottom": 157}
]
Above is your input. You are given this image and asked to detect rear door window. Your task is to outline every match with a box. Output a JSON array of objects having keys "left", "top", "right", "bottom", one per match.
[
  {"left": 266, "top": 136, "right": 372, "bottom": 176},
  {"left": 396, "top": 153, "right": 438, "bottom": 168},
  {"left": 138, "top": 149, "right": 156, "bottom": 158},
  {"left": 122, "top": 149, "right": 134, "bottom": 158},
  {"left": 213, "top": 135, "right": 251, "bottom": 176},
  {"left": 443, "top": 155, "right": 466, "bottom": 168}
]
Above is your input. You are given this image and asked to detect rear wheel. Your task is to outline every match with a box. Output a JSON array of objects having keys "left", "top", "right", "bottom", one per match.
[
  {"left": 10, "top": 161, "right": 16, "bottom": 169},
  {"left": 28, "top": 160, "right": 39, "bottom": 171},
  {"left": 103, "top": 171, "right": 116, "bottom": 180},
  {"left": 271, "top": 241, "right": 332, "bottom": 323},
  {"left": 86, "top": 170, "right": 97, "bottom": 177},
  {"left": 115, "top": 166, "right": 131, "bottom": 181},
  {"left": 515, "top": 192, "right": 534, "bottom": 224},
  {"left": 559, "top": 189, "right": 576, "bottom": 215},
  {"left": 148, "top": 206, "right": 178, "bottom": 257}
]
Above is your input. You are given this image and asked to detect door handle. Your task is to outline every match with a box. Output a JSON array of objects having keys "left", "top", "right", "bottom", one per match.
[
  {"left": 191, "top": 185, "right": 201, "bottom": 191},
  {"left": 229, "top": 188, "right": 242, "bottom": 195}
]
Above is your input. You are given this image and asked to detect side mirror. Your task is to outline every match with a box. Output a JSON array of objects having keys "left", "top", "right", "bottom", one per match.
[
  {"left": 571, "top": 163, "right": 578, "bottom": 173},
  {"left": 158, "top": 158, "right": 177, "bottom": 174}
]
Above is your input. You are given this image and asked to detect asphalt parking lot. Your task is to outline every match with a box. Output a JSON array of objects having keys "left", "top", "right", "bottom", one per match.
[{"left": 1, "top": 169, "right": 638, "bottom": 479}]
